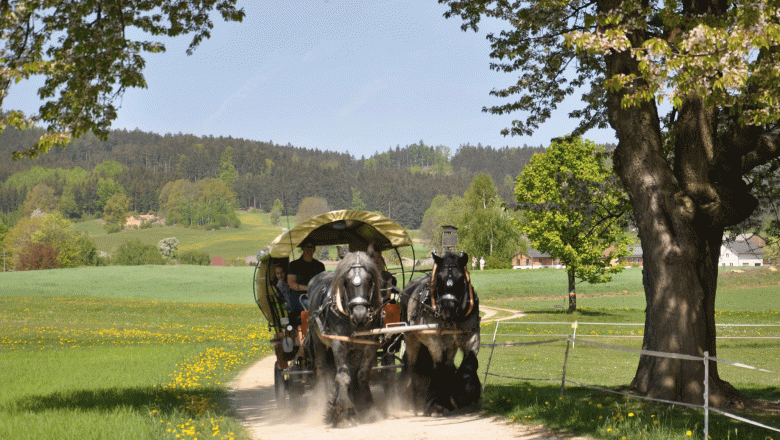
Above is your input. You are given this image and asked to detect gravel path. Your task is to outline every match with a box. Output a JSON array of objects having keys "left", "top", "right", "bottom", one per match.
[{"left": 228, "top": 305, "right": 591, "bottom": 440}]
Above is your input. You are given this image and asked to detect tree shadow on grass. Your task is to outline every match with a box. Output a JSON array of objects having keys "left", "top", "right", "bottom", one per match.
[
  {"left": 10, "top": 386, "right": 227, "bottom": 415},
  {"left": 481, "top": 382, "right": 780, "bottom": 438}
]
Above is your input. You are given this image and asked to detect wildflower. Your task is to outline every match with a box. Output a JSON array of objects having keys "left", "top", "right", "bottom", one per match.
[{"left": 686, "top": 431, "right": 693, "bottom": 436}]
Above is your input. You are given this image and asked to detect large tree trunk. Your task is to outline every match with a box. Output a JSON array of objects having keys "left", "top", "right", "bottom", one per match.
[{"left": 602, "top": 16, "right": 747, "bottom": 405}]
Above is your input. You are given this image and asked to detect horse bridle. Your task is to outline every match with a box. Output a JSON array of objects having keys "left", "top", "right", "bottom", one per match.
[
  {"left": 333, "top": 254, "right": 382, "bottom": 322},
  {"left": 429, "top": 261, "right": 475, "bottom": 318}
]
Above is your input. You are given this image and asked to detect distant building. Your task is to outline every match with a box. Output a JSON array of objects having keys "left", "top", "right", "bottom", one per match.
[
  {"left": 512, "top": 249, "right": 563, "bottom": 269},
  {"left": 719, "top": 234, "right": 764, "bottom": 267},
  {"left": 614, "top": 245, "right": 643, "bottom": 267}
]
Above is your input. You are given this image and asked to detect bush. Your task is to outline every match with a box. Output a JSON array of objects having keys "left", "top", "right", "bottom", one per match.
[
  {"left": 178, "top": 250, "right": 211, "bottom": 266},
  {"left": 485, "top": 255, "right": 512, "bottom": 270},
  {"left": 113, "top": 239, "right": 166, "bottom": 266},
  {"left": 16, "top": 243, "right": 59, "bottom": 270},
  {"left": 104, "top": 223, "right": 123, "bottom": 234}
]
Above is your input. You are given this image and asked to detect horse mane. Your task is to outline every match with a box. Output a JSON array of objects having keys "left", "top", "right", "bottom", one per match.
[{"left": 328, "top": 251, "right": 382, "bottom": 306}]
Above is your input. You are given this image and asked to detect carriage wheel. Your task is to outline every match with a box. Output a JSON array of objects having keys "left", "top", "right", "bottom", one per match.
[
  {"left": 274, "top": 363, "right": 288, "bottom": 408},
  {"left": 286, "top": 363, "right": 306, "bottom": 401}
]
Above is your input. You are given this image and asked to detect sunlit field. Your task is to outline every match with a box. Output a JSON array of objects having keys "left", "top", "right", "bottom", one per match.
[
  {"left": 74, "top": 211, "right": 285, "bottom": 260},
  {"left": 0, "top": 294, "right": 272, "bottom": 440},
  {"left": 2, "top": 262, "right": 779, "bottom": 439}
]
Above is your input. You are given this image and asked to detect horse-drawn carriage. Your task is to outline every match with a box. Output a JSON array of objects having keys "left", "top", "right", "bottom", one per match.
[
  {"left": 253, "top": 209, "right": 482, "bottom": 426},
  {"left": 253, "top": 211, "right": 415, "bottom": 406}
]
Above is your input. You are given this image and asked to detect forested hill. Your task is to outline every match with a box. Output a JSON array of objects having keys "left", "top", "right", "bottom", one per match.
[{"left": 0, "top": 127, "right": 549, "bottom": 228}]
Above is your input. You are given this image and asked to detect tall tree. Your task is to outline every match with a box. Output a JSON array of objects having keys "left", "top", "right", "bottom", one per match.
[
  {"left": 1, "top": 1, "right": 244, "bottom": 159},
  {"left": 516, "top": 135, "right": 631, "bottom": 312},
  {"left": 459, "top": 174, "right": 523, "bottom": 264},
  {"left": 441, "top": 0, "right": 780, "bottom": 406}
]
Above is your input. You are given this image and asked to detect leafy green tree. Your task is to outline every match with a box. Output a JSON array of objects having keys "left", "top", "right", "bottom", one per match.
[
  {"left": 21, "top": 183, "right": 58, "bottom": 215},
  {"left": 1, "top": 1, "right": 245, "bottom": 159},
  {"left": 113, "top": 238, "right": 166, "bottom": 266},
  {"left": 93, "top": 161, "right": 127, "bottom": 180},
  {"left": 195, "top": 178, "right": 239, "bottom": 229},
  {"left": 350, "top": 188, "right": 367, "bottom": 211},
  {"left": 96, "top": 178, "right": 126, "bottom": 213},
  {"left": 441, "top": 0, "right": 780, "bottom": 405},
  {"left": 459, "top": 174, "right": 524, "bottom": 263},
  {"left": 103, "top": 193, "right": 130, "bottom": 231},
  {"left": 269, "top": 198, "right": 284, "bottom": 226},
  {"left": 4, "top": 212, "right": 95, "bottom": 269},
  {"left": 296, "top": 197, "right": 330, "bottom": 223},
  {"left": 516, "top": 136, "right": 631, "bottom": 312}
]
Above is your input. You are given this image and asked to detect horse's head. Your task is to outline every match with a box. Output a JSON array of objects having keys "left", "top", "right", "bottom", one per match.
[
  {"left": 331, "top": 251, "right": 382, "bottom": 329},
  {"left": 430, "top": 250, "right": 474, "bottom": 322}
]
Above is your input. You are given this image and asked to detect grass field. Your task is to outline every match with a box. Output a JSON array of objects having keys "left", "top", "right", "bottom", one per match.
[
  {"left": 74, "top": 211, "right": 286, "bottom": 260},
  {"left": 2, "top": 263, "right": 779, "bottom": 439}
]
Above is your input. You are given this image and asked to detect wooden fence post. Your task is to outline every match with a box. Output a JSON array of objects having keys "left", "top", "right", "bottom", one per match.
[
  {"left": 560, "top": 337, "right": 571, "bottom": 397},
  {"left": 483, "top": 321, "right": 500, "bottom": 385}
]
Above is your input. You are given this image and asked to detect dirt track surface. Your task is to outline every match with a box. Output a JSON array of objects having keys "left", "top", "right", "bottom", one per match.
[{"left": 229, "top": 354, "right": 592, "bottom": 440}]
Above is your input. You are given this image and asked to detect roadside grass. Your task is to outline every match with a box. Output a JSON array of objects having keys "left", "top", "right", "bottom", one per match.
[
  {"left": 476, "top": 267, "right": 780, "bottom": 439},
  {"left": 0, "top": 295, "right": 272, "bottom": 440}
]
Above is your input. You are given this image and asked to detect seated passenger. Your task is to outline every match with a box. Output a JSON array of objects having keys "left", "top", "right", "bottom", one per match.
[{"left": 287, "top": 241, "right": 325, "bottom": 344}]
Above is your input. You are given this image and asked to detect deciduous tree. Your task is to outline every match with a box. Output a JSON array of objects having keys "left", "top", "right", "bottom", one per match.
[
  {"left": 516, "top": 136, "right": 631, "bottom": 312},
  {"left": 1, "top": 1, "right": 244, "bottom": 159},
  {"left": 441, "top": 0, "right": 780, "bottom": 406}
]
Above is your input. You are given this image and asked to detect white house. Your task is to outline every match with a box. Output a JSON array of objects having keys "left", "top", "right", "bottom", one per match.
[{"left": 719, "top": 235, "right": 765, "bottom": 267}]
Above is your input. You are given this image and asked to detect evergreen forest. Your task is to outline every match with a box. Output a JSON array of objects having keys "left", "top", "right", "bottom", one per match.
[{"left": 0, "top": 127, "right": 555, "bottom": 229}]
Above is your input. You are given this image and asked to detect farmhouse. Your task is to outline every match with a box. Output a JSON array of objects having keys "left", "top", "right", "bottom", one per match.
[
  {"left": 512, "top": 249, "right": 563, "bottom": 269},
  {"left": 719, "top": 235, "right": 765, "bottom": 267}
]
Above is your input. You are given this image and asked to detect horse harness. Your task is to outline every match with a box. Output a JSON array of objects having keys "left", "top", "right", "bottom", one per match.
[
  {"left": 311, "top": 254, "right": 384, "bottom": 345},
  {"left": 406, "top": 262, "right": 477, "bottom": 332}
]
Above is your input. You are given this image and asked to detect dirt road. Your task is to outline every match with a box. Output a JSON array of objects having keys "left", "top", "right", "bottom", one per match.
[{"left": 229, "top": 305, "right": 591, "bottom": 440}]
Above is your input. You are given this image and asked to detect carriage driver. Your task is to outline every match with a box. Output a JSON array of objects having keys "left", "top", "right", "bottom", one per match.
[{"left": 287, "top": 240, "right": 325, "bottom": 344}]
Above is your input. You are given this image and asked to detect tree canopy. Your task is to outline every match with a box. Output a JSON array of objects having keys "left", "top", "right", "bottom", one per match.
[
  {"left": 516, "top": 135, "right": 631, "bottom": 311},
  {"left": 441, "top": 0, "right": 780, "bottom": 406},
  {"left": 0, "top": 0, "right": 245, "bottom": 159}
]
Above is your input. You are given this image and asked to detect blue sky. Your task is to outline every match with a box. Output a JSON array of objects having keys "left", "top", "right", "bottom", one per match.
[{"left": 6, "top": 0, "right": 617, "bottom": 158}]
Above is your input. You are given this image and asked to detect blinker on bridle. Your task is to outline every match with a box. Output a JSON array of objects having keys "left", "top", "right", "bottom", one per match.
[{"left": 429, "top": 262, "right": 475, "bottom": 317}]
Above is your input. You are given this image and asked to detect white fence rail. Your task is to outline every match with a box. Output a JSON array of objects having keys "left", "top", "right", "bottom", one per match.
[{"left": 481, "top": 321, "right": 780, "bottom": 438}]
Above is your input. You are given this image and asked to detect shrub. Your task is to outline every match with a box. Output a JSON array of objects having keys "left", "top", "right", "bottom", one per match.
[
  {"left": 157, "top": 237, "right": 179, "bottom": 258},
  {"left": 485, "top": 255, "right": 512, "bottom": 270},
  {"left": 104, "top": 223, "right": 123, "bottom": 234},
  {"left": 16, "top": 242, "right": 59, "bottom": 270},
  {"left": 178, "top": 250, "right": 211, "bottom": 266},
  {"left": 113, "top": 238, "right": 166, "bottom": 266}
]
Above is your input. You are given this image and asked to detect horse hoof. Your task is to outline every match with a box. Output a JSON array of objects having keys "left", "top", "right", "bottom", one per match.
[{"left": 336, "top": 418, "right": 357, "bottom": 428}]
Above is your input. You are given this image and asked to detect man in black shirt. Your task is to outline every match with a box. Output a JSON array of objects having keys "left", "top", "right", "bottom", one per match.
[{"left": 287, "top": 241, "right": 325, "bottom": 341}]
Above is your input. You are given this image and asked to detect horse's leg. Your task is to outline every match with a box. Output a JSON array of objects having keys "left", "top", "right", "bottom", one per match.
[
  {"left": 352, "top": 346, "right": 376, "bottom": 414},
  {"left": 311, "top": 334, "right": 332, "bottom": 402},
  {"left": 327, "top": 340, "right": 356, "bottom": 427},
  {"left": 402, "top": 336, "right": 428, "bottom": 413},
  {"left": 422, "top": 336, "right": 454, "bottom": 416}
]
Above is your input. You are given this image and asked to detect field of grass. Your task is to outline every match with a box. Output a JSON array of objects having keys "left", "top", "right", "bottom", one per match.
[
  {"left": 74, "top": 211, "right": 285, "bottom": 260},
  {"left": 2, "top": 264, "right": 779, "bottom": 439}
]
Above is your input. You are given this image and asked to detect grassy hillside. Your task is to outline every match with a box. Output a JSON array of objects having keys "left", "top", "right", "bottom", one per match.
[{"left": 74, "top": 211, "right": 285, "bottom": 260}]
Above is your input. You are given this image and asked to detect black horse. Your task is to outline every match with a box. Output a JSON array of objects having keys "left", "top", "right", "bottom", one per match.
[
  {"left": 307, "top": 250, "right": 383, "bottom": 427},
  {"left": 401, "top": 250, "right": 481, "bottom": 414}
]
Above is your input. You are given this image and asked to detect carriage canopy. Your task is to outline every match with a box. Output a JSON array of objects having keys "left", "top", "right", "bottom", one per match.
[{"left": 254, "top": 210, "right": 414, "bottom": 331}]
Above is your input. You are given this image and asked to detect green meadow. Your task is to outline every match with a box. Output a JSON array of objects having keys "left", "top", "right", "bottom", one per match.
[
  {"left": 74, "top": 211, "right": 286, "bottom": 261},
  {"left": 2, "top": 217, "right": 780, "bottom": 440}
]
